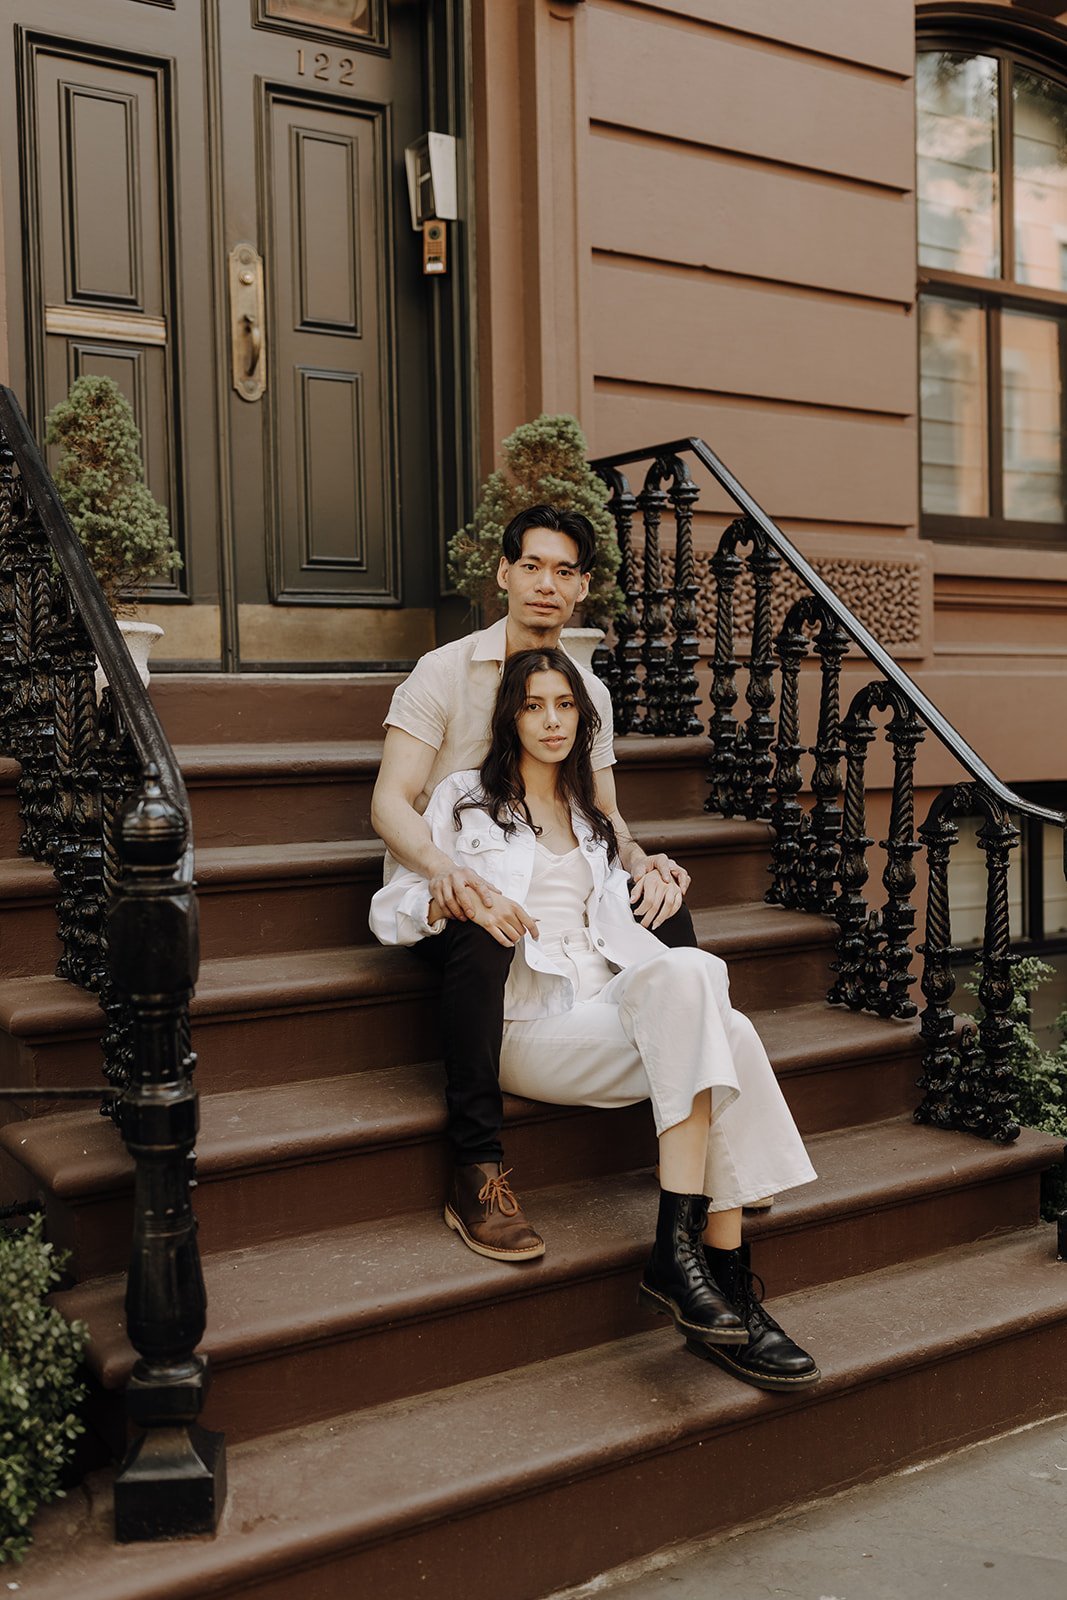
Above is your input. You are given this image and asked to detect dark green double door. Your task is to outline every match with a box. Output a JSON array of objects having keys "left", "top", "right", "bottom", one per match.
[{"left": 1, "top": 0, "right": 450, "bottom": 666}]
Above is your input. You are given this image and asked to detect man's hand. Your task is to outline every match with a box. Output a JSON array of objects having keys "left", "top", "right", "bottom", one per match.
[
  {"left": 428, "top": 865, "right": 499, "bottom": 921},
  {"left": 629, "top": 852, "right": 690, "bottom": 930},
  {"left": 467, "top": 889, "right": 540, "bottom": 949}
]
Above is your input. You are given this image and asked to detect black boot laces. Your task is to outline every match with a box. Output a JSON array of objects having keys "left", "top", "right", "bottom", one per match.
[{"left": 734, "top": 1260, "right": 775, "bottom": 1335}]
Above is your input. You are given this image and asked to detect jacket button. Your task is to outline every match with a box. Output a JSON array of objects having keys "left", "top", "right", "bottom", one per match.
[
  {"left": 596, "top": 937, "right": 605, "bottom": 947},
  {"left": 470, "top": 838, "right": 480, "bottom": 848},
  {"left": 584, "top": 839, "right": 596, "bottom": 852}
]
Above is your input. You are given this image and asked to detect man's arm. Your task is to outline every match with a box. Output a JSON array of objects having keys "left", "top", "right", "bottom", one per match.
[
  {"left": 593, "top": 766, "right": 691, "bottom": 930},
  {"left": 371, "top": 728, "right": 538, "bottom": 942},
  {"left": 370, "top": 727, "right": 494, "bottom": 920}
]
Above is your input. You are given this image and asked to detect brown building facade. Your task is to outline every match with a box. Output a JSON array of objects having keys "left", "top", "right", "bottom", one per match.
[{"left": 0, "top": 0, "right": 1064, "bottom": 951}]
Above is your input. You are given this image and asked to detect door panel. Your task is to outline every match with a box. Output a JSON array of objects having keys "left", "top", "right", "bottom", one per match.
[
  {"left": 266, "top": 92, "right": 395, "bottom": 601},
  {"left": 1, "top": 4, "right": 222, "bottom": 661},
  {"left": 30, "top": 42, "right": 179, "bottom": 591}
]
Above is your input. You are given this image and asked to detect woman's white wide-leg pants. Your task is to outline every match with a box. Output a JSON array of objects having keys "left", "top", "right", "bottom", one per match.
[{"left": 499, "top": 944, "right": 816, "bottom": 1211}]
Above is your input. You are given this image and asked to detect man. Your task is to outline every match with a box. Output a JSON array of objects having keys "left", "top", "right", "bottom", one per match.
[{"left": 370, "top": 505, "right": 695, "bottom": 1262}]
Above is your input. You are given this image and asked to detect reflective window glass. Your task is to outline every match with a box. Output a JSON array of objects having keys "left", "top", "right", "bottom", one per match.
[
  {"left": 917, "top": 51, "right": 1000, "bottom": 278},
  {"left": 1014, "top": 69, "right": 1067, "bottom": 290},
  {"left": 920, "top": 296, "right": 989, "bottom": 517},
  {"left": 1002, "top": 309, "right": 1067, "bottom": 522},
  {"left": 263, "top": 0, "right": 372, "bottom": 34}
]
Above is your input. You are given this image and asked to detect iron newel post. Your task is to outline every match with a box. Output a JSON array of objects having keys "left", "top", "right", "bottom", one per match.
[{"left": 109, "top": 766, "right": 226, "bottom": 1541}]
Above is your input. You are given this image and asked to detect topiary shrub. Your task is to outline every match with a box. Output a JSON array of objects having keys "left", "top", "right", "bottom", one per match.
[
  {"left": 447, "top": 413, "right": 622, "bottom": 627},
  {"left": 0, "top": 1214, "right": 88, "bottom": 1564},
  {"left": 44, "top": 375, "right": 181, "bottom": 615}
]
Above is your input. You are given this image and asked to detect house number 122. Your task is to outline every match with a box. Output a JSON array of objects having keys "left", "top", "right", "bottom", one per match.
[{"left": 296, "top": 50, "right": 356, "bottom": 87}]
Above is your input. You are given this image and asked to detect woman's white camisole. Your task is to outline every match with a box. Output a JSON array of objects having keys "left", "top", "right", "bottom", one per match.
[{"left": 523, "top": 841, "right": 617, "bottom": 1000}]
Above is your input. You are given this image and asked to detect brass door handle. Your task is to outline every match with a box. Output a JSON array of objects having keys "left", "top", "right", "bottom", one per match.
[
  {"left": 243, "top": 314, "right": 262, "bottom": 377},
  {"left": 228, "top": 245, "right": 266, "bottom": 402}
]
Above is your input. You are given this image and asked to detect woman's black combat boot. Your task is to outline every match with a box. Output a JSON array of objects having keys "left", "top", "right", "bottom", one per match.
[
  {"left": 687, "top": 1242, "right": 820, "bottom": 1389},
  {"left": 639, "top": 1191, "right": 747, "bottom": 1345}
]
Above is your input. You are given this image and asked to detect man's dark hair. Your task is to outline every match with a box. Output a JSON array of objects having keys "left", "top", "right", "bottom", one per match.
[{"left": 500, "top": 505, "right": 597, "bottom": 573}]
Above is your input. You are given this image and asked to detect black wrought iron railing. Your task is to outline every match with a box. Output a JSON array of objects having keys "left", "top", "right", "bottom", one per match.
[
  {"left": 590, "top": 438, "right": 1067, "bottom": 1167},
  {"left": 0, "top": 385, "right": 224, "bottom": 1538}
]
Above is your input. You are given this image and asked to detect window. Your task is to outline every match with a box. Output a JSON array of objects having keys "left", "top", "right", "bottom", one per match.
[{"left": 917, "top": 43, "right": 1067, "bottom": 543}]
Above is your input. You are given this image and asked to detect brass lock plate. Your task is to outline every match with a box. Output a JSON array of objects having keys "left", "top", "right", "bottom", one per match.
[{"left": 228, "top": 243, "right": 267, "bottom": 402}]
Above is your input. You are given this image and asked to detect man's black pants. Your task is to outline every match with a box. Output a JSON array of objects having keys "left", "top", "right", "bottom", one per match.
[{"left": 414, "top": 900, "right": 699, "bottom": 1165}]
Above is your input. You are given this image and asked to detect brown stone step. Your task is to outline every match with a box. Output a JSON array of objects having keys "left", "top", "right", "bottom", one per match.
[
  {"left": 0, "top": 816, "right": 775, "bottom": 979},
  {"left": 150, "top": 672, "right": 406, "bottom": 745},
  {"left": 0, "top": 759, "right": 21, "bottom": 855},
  {"left": 2, "top": 1001, "right": 929, "bottom": 1277},
  {"left": 25, "top": 1229, "right": 1067, "bottom": 1600},
  {"left": 0, "top": 852, "right": 64, "bottom": 977},
  {"left": 177, "top": 741, "right": 381, "bottom": 846},
  {"left": 55, "top": 1120, "right": 1058, "bottom": 1447},
  {"left": 0, "top": 901, "right": 844, "bottom": 1103},
  {"left": 2, "top": 736, "right": 718, "bottom": 861}
]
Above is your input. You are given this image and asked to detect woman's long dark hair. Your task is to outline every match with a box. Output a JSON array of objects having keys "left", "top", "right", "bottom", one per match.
[{"left": 455, "top": 649, "right": 618, "bottom": 859}]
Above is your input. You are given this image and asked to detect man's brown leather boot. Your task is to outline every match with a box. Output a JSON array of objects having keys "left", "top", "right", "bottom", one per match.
[{"left": 444, "top": 1162, "right": 546, "bottom": 1262}]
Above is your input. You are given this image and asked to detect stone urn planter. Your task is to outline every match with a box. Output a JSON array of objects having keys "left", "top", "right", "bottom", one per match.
[
  {"left": 560, "top": 626, "right": 605, "bottom": 672},
  {"left": 94, "top": 617, "right": 164, "bottom": 698}
]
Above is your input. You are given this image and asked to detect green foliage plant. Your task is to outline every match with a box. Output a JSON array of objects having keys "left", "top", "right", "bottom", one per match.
[
  {"left": 964, "top": 954, "right": 1067, "bottom": 1216},
  {"left": 0, "top": 1214, "right": 87, "bottom": 1564},
  {"left": 447, "top": 413, "right": 623, "bottom": 627},
  {"left": 44, "top": 376, "right": 181, "bottom": 615}
]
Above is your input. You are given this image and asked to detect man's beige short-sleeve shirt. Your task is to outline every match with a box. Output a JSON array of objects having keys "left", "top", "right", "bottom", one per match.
[{"left": 384, "top": 616, "right": 616, "bottom": 815}]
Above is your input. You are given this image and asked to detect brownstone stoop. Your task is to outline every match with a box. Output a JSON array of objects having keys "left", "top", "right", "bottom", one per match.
[{"left": 1, "top": 672, "right": 1065, "bottom": 1598}]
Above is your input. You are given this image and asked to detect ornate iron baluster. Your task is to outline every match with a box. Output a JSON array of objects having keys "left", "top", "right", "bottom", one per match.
[
  {"left": 0, "top": 450, "right": 19, "bottom": 754},
  {"left": 828, "top": 681, "right": 924, "bottom": 1016},
  {"left": 807, "top": 613, "right": 848, "bottom": 910},
  {"left": 637, "top": 467, "right": 672, "bottom": 734},
  {"left": 766, "top": 596, "right": 817, "bottom": 908},
  {"left": 3, "top": 454, "right": 57, "bottom": 863},
  {"left": 828, "top": 692, "right": 876, "bottom": 1009},
  {"left": 705, "top": 518, "right": 747, "bottom": 817},
  {"left": 913, "top": 794, "right": 962, "bottom": 1131},
  {"left": 598, "top": 467, "right": 640, "bottom": 734},
  {"left": 665, "top": 456, "right": 703, "bottom": 736},
  {"left": 742, "top": 537, "right": 781, "bottom": 822},
  {"left": 914, "top": 785, "right": 1021, "bottom": 1143},
  {"left": 111, "top": 770, "right": 225, "bottom": 1541},
  {"left": 877, "top": 696, "right": 924, "bottom": 1019}
]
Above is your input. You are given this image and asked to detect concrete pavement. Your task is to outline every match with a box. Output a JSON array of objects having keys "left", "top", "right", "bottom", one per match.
[{"left": 551, "top": 1412, "right": 1067, "bottom": 1600}]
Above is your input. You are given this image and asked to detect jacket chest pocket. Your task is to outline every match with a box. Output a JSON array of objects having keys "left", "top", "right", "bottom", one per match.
[{"left": 455, "top": 825, "right": 509, "bottom": 874}]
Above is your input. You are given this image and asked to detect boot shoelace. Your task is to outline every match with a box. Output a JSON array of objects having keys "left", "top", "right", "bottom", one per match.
[
  {"left": 478, "top": 1166, "right": 521, "bottom": 1217},
  {"left": 735, "top": 1261, "right": 775, "bottom": 1333}
]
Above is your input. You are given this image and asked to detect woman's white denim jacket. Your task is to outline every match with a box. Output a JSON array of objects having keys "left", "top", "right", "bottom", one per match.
[{"left": 369, "top": 768, "right": 666, "bottom": 1020}]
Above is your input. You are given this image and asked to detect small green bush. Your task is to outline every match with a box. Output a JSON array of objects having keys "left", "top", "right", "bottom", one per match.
[
  {"left": 44, "top": 375, "right": 181, "bottom": 614},
  {"left": 964, "top": 954, "right": 1067, "bottom": 1216},
  {"left": 0, "top": 1215, "right": 88, "bottom": 1564},
  {"left": 447, "top": 413, "right": 622, "bottom": 627}
]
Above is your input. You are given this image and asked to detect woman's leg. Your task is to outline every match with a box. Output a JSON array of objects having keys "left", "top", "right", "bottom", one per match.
[
  {"left": 703, "top": 1207, "right": 742, "bottom": 1250},
  {"left": 502, "top": 990, "right": 747, "bottom": 1347}
]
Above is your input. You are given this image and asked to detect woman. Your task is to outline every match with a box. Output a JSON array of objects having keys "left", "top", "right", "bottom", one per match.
[{"left": 371, "top": 650, "right": 819, "bottom": 1390}]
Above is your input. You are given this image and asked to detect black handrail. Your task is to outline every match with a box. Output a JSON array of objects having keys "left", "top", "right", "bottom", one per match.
[
  {"left": 591, "top": 434, "right": 1067, "bottom": 1148},
  {"left": 0, "top": 385, "right": 193, "bottom": 876},
  {"left": 591, "top": 435, "right": 1067, "bottom": 836},
  {"left": 0, "top": 384, "right": 224, "bottom": 1537}
]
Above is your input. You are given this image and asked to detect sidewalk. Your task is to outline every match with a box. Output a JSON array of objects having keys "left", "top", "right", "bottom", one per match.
[{"left": 552, "top": 1412, "right": 1067, "bottom": 1600}]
